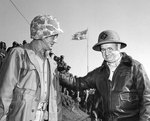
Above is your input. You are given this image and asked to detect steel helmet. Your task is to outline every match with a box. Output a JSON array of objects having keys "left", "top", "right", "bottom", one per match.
[
  {"left": 93, "top": 30, "right": 127, "bottom": 51},
  {"left": 30, "top": 15, "right": 63, "bottom": 40}
]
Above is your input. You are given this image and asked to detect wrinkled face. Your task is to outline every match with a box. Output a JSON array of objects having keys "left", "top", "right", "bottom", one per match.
[
  {"left": 100, "top": 43, "right": 121, "bottom": 63},
  {"left": 43, "top": 34, "right": 58, "bottom": 50}
]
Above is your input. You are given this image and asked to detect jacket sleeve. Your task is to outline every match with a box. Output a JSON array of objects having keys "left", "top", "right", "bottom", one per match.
[
  {"left": 59, "top": 72, "right": 79, "bottom": 90},
  {"left": 136, "top": 64, "right": 150, "bottom": 121},
  {"left": 0, "top": 48, "right": 22, "bottom": 119},
  {"left": 59, "top": 69, "right": 97, "bottom": 91}
]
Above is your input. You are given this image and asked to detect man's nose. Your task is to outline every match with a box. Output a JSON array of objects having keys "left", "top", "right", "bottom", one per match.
[
  {"left": 105, "top": 49, "right": 110, "bottom": 55},
  {"left": 52, "top": 39, "right": 57, "bottom": 44}
]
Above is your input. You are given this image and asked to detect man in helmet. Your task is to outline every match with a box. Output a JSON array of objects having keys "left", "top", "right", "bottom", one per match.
[
  {"left": 60, "top": 30, "right": 150, "bottom": 121},
  {"left": 0, "top": 15, "right": 63, "bottom": 121}
]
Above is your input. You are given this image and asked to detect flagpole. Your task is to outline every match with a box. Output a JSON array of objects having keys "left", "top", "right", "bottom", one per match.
[
  {"left": 86, "top": 28, "right": 89, "bottom": 73},
  {"left": 72, "top": 28, "right": 89, "bottom": 73},
  {"left": 72, "top": 28, "right": 89, "bottom": 107},
  {"left": 85, "top": 28, "right": 89, "bottom": 113}
]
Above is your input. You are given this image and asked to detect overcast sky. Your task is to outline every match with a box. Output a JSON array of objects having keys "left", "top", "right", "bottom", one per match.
[{"left": 0, "top": 0, "right": 150, "bottom": 77}]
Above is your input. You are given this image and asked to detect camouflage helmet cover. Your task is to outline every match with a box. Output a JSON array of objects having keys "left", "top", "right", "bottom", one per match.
[{"left": 30, "top": 15, "right": 63, "bottom": 40}]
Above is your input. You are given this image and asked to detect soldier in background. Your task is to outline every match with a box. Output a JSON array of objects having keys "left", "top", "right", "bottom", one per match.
[
  {"left": 6, "top": 41, "right": 20, "bottom": 53},
  {"left": 0, "top": 41, "right": 7, "bottom": 68}
]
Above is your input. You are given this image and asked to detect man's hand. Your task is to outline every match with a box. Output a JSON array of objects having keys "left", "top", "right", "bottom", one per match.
[{"left": 59, "top": 72, "right": 76, "bottom": 90}]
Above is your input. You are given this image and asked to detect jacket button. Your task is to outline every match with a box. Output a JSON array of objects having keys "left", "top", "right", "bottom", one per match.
[{"left": 31, "top": 109, "right": 34, "bottom": 112}]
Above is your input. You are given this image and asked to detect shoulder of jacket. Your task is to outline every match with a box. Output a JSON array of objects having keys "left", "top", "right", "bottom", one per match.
[
  {"left": 89, "top": 66, "right": 103, "bottom": 74},
  {"left": 131, "top": 59, "right": 145, "bottom": 76},
  {"left": 9, "top": 46, "right": 25, "bottom": 54}
]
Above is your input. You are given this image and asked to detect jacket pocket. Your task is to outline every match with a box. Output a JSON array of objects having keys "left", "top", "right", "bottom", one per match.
[
  {"left": 120, "top": 92, "right": 139, "bottom": 102},
  {"left": 20, "top": 63, "right": 35, "bottom": 77},
  {"left": 119, "top": 92, "right": 139, "bottom": 110},
  {"left": 8, "top": 87, "right": 38, "bottom": 120}
]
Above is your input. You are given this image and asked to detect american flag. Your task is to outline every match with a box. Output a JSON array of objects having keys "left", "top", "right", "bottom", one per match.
[{"left": 72, "top": 29, "right": 88, "bottom": 40}]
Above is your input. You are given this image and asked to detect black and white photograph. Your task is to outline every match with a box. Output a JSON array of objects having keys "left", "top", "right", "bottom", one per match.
[{"left": 0, "top": 0, "right": 150, "bottom": 121}]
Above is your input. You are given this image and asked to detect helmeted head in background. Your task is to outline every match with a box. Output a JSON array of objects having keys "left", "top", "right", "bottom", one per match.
[
  {"left": 93, "top": 30, "right": 127, "bottom": 51},
  {"left": 30, "top": 15, "right": 63, "bottom": 40}
]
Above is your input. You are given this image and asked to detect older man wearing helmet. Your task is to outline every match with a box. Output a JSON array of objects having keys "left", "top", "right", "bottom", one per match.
[
  {"left": 0, "top": 15, "right": 63, "bottom": 121},
  {"left": 60, "top": 30, "right": 150, "bottom": 121}
]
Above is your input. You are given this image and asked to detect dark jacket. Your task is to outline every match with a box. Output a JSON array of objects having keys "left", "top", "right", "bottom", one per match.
[{"left": 60, "top": 52, "right": 150, "bottom": 121}]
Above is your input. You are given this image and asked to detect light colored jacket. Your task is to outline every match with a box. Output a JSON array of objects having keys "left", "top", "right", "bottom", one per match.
[{"left": 0, "top": 44, "right": 62, "bottom": 121}]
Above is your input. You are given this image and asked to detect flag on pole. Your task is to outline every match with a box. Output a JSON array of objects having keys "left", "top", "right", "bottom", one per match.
[{"left": 72, "top": 29, "right": 88, "bottom": 40}]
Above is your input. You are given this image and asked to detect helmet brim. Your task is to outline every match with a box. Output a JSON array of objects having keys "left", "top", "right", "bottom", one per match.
[{"left": 92, "top": 40, "right": 127, "bottom": 51}]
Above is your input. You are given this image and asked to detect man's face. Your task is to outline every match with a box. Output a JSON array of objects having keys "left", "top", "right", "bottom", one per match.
[
  {"left": 43, "top": 34, "right": 58, "bottom": 50},
  {"left": 100, "top": 43, "right": 121, "bottom": 63}
]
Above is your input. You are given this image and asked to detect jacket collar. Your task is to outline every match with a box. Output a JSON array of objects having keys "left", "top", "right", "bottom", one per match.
[
  {"left": 23, "top": 43, "right": 41, "bottom": 70},
  {"left": 120, "top": 52, "right": 133, "bottom": 66}
]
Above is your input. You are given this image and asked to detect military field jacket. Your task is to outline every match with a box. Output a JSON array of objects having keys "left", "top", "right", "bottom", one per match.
[{"left": 0, "top": 44, "right": 62, "bottom": 121}]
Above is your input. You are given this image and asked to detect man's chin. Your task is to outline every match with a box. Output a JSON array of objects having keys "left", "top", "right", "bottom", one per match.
[
  {"left": 45, "top": 44, "right": 52, "bottom": 50},
  {"left": 46, "top": 47, "right": 52, "bottom": 52},
  {"left": 106, "top": 59, "right": 114, "bottom": 63}
]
